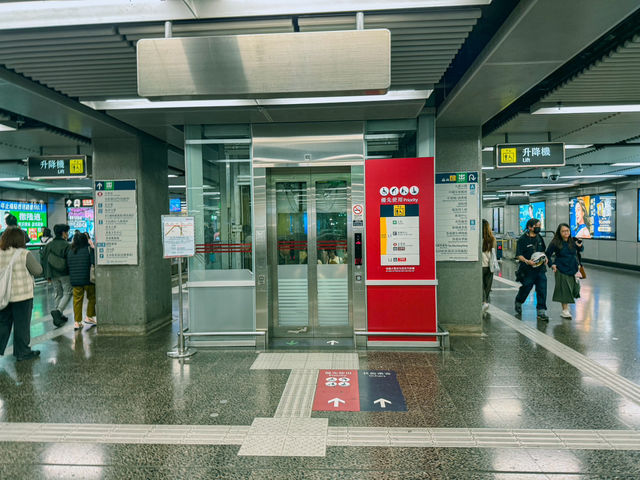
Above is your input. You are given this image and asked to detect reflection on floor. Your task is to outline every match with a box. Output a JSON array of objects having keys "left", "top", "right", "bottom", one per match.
[{"left": 0, "top": 263, "right": 640, "bottom": 478}]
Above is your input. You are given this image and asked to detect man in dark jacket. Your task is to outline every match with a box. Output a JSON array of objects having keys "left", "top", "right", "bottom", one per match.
[
  {"left": 514, "top": 218, "right": 549, "bottom": 321},
  {"left": 41, "top": 224, "right": 72, "bottom": 327}
]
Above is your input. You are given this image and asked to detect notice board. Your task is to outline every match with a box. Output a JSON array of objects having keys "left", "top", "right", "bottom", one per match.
[
  {"left": 435, "top": 172, "right": 479, "bottom": 261},
  {"left": 94, "top": 180, "right": 138, "bottom": 265},
  {"left": 365, "top": 157, "right": 437, "bottom": 345}
]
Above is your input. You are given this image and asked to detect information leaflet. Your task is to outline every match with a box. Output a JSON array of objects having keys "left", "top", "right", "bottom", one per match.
[
  {"left": 94, "top": 180, "right": 138, "bottom": 265},
  {"left": 162, "top": 216, "right": 195, "bottom": 258},
  {"left": 435, "top": 172, "right": 479, "bottom": 261}
]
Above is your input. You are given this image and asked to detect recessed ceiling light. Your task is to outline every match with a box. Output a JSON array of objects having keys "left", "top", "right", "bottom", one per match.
[
  {"left": 482, "top": 166, "right": 494, "bottom": 170},
  {"left": 522, "top": 184, "right": 575, "bottom": 187},
  {"left": 611, "top": 162, "right": 640, "bottom": 167},
  {"left": 532, "top": 104, "right": 640, "bottom": 114},
  {"left": 0, "top": 177, "right": 21, "bottom": 181},
  {"left": 561, "top": 175, "right": 624, "bottom": 179},
  {"left": 0, "top": 124, "right": 17, "bottom": 132}
]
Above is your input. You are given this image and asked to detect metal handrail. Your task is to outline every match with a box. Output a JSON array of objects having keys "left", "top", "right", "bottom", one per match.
[
  {"left": 183, "top": 331, "right": 265, "bottom": 337},
  {"left": 354, "top": 331, "right": 448, "bottom": 336}
]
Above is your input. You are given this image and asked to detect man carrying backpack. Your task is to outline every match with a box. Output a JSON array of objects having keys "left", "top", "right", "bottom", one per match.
[{"left": 41, "top": 224, "right": 72, "bottom": 327}]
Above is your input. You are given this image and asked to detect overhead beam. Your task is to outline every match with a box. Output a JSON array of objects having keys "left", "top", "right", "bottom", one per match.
[{"left": 0, "top": 0, "right": 490, "bottom": 30}]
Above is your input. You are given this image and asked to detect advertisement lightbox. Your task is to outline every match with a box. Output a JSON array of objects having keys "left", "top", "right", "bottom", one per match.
[
  {"left": 570, "top": 193, "right": 616, "bottom": 239},
  {"left": 518, "top": 201, "right": 546, "bottom": 233},
  {"left": 0, "top": 200, "right": 47, "bottom": 241}
]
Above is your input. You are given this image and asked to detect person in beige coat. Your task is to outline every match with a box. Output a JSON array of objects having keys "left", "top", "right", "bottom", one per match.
[{"left": 0, "top": 227, "right": 43, "bottom": 361}]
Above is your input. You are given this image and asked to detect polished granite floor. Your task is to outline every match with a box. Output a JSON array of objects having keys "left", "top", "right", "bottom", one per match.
[{"left": 0, "top": 265, "right": 639, "bottom": 478}]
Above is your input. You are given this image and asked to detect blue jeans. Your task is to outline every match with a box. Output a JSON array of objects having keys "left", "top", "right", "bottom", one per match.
[{"left": 516, "top": 269, "right": 547, "bottom": 311}]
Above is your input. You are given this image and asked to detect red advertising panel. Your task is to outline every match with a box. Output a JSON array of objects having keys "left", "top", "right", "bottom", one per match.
[{"left": 365, "top": 157, "right": 437, "bottom": 344}]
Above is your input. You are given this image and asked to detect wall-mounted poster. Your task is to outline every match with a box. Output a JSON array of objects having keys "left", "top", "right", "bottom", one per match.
[
  {"left": 570, "top": 193, "right": 616, "bottom": 239},
  {"left": 518, "top": 201, "right": 546, "bottom": 233},
  {"left": 0, "top": 200, "right": 48, "bottom": 240}
]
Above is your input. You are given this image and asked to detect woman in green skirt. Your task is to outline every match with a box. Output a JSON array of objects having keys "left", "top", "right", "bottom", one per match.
[{"left": 545, "top": 223, "right": 583, "bottom": 319}]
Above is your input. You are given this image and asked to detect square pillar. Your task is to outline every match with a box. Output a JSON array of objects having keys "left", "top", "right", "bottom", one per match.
[
  {"left": 92, "top": 135, "right": 172, "bottom": 334},
  {"left": 435, "top": 126, "right": 483, "bottom": 334}
]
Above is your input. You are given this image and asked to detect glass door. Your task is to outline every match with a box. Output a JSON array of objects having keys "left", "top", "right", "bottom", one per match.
[{"left": 269, "top": 169, "right": 352, "bottom": 338}]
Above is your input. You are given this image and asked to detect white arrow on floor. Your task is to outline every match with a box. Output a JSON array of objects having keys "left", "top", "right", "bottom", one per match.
[
  {"left": 327, "top": 340, "right": 339, "bottom": 345},
  {"left": 374, "top": 398, "right": 392, "bottom": 408},
  {"left": 328, "top": 398, "right": 345, "bottom": 407}
]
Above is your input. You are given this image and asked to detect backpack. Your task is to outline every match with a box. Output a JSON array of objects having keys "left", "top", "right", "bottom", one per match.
[
  {"left": 48, "top": 251, "right": 66, "bottom": 272},
  {"left": 0, "top": 250, "right": 21, "bottom": 310}
]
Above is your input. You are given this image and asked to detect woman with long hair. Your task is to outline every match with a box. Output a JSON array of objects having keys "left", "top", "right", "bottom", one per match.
[
  {"left": 481, "top": 219, "right": 498, "bottom": 312},
  {"left": 0, "top": 227, "right": 43, "bottom": 361},
  {"left": 573, "top": 198, "right": 591, "bottom": 238},
  {"left": 545, "top": 223, "right": 583, "bottom": 319},
  {"left": 67, "top": 232, "right": 96, "bottom": 330}
]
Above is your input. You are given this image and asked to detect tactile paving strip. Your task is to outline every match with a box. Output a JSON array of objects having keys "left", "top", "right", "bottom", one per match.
[
  {"left": 490, "top": 305, "right": 640, "bottom": 406},
  {"left": 1, "top": 423, "right": 639, "bottom": 451},
  {"left": 326, "top": 427, "right": 640, "bottom": 450},
  {"left": 250, "top": 353, "right": 359, "bottom": 370},
  {"left": 237, "top": 417, "right": 329, "bottom": 456},
  {"left": 274, "top": 370, "right": 318, "bottom": 418}
]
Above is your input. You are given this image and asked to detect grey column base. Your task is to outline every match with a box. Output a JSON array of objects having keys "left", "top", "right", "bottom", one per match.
[
  {"left": 97, "top": 314, "right": 172, "bottom": 336},
  {"left": 440, "top": 324, "right": 484, "bottom": 336}
]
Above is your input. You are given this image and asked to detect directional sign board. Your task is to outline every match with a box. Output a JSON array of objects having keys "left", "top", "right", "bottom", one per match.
[
  {"left": 312, "top": 369, "right": 406, "bottom": 412},
  {"left": 495, "top": 142, "right": 565, "bottom": 168},
  {"left": 27, "top": 155, "right": 90, "bottom": 179},
  {"left": 94, "top": 180, "right": 138, "bottom": 265},
  {"left": 435, "top": 171, "right": 479, "bottom": 261}
]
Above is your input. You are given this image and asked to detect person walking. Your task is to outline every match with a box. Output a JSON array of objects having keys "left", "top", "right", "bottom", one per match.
[
  {"left": 481, "top": 219, "right": 499, "bottom": 312},
  {"left": 41, "top": 224, "right": 72, "bottom": 327},
  {"left": 546, "top": 223, "right": 583, "bottom": 319},
  {"left": 67, "top": 232, "right": 96, "bottom": 330},
  {"left": 0, "top": 227, "right": 43, "bottom": 361},
  {"left": 515, "top": 218, "right": 549, "bottom": 321}
]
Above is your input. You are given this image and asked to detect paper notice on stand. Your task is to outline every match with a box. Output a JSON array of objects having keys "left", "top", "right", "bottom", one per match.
[{"left": 162, "top": 216, "right": 195, "bottom": 258}]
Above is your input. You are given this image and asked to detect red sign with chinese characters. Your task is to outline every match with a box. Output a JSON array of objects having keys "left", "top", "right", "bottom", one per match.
[
  {"left": 365, "top": 157, "right": 437, "bottom": 343},
  {"left": 312, "top": 370, "right": 360, "bottom": 412}
]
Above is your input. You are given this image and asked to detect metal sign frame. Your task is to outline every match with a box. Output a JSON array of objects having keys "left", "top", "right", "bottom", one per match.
[
  {"left": 494, "top": 142, "right": 565, "bottom": 168},
  {"left": 27, "top": 155, "right": 90, "bottom": 180}
]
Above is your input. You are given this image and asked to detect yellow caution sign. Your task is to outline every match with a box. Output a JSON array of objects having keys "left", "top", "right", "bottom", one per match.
[
  {"left": 69, "top": 158, "right": 84, "bottom": 174},
  {"left": 394, "top": 205, "right": 406, "bottom": 217},
  {"left": 500, "top": 148, "right": 516, "bottom": 164}
]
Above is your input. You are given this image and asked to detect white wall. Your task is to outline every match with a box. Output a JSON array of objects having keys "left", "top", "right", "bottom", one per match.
[{"left": 483, "top": 177, "right": 640, "bottom": 267}]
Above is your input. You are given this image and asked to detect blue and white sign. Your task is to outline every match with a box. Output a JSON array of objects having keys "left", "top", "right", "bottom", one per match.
[
  {"left": 435, "top": 171, "right": 479, "bottom": 261},
  {"left": 358, "top": 370, "right": 407, "bottom": 412},
  {"left": 94, "top": 180, "right": 138, "bottom": 265}
]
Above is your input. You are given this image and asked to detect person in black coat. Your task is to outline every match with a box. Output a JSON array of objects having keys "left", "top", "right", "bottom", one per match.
[{"left": 67, "top": 232, "right": 96, "bottom": 330}]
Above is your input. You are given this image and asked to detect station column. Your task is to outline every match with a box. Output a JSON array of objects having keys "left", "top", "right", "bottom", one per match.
[
  {"left": 92, "top": 135, "right": 172, "bottom": 334},
  {"left": 432, "top": 124, "right": 483, "bottom": 334}
]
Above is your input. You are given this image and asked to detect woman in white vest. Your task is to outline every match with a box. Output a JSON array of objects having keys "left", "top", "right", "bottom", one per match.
[{"left": 0, "top": 227, "right": 43, "bottom": 361}]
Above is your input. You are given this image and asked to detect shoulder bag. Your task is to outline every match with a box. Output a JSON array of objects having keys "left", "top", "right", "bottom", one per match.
[
  {"left": 0, "top": 250, "right": 21, "bottom": 310},
  {"left": 490, "top": 247, "right": 500, "bottom": 273}
]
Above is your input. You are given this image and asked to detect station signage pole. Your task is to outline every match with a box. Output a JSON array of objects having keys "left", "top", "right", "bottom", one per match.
[{"left": 162, "top": 215, "right": 196, "bottom": 359}]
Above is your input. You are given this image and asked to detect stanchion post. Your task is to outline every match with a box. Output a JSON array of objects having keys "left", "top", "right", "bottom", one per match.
[{"left": 167, "top": 257, "right": 196, "bottom": 359}]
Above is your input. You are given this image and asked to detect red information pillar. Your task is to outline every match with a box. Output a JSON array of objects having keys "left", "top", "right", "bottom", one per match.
[{"left": 365, "top": 157, "right": 437, "bottom": 346}]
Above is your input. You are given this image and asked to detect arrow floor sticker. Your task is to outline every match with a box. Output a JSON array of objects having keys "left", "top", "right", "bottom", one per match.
[{"left": 312, "top": 370, "right": 406, "bottom": 412}]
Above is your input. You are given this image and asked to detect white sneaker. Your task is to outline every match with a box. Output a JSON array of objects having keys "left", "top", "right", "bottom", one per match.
[
  {"left": 482, "top": 303, "right": 490, "bottom": 312},
  {"left": 561, "top": 309, "right": 572, "bottom": 319}
]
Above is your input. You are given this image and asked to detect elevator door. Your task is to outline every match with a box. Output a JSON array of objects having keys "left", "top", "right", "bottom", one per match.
[{"left": 268, "top": 169, "right": 352, "bottom": 338}]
